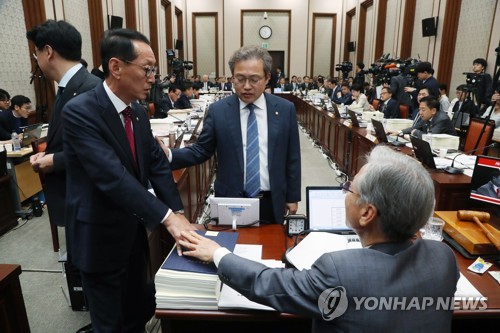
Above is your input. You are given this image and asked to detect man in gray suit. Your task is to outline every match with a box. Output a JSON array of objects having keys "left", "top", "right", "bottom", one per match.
[{"left": 179, "top": 145, "right": 459, "bottom": 333}]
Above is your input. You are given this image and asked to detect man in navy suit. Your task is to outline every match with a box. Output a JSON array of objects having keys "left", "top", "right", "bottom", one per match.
[
  {"left": 404, "top": 61, "right": 439, "bottom": 110},
  {"left": 28, "top": 20, "right": 101, "bottom": 229},
  {"left": 379, "top": 87, "right": 400, "bottom": 118},
  {"left": 165, "top": 45, "right": 301, "bottom": 224},
  {"left": 179, "top": 145, "right": 459, "bottom": 333},
  {"left": 63, "top": 29, "right": 195, "bottom": 333}
]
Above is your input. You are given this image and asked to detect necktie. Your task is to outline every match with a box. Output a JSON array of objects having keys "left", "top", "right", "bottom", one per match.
[
  {"left": 245, "top": 104, "right": 260, "bottom": 197},
  {"left": 122, "top": 106, "right": 136, "bottom": 162},
  {"left": 48, "top": 86, "right": 65, "bottom": 137},
  {"left": 497, "top": 188, "right": 500, "bottom": 199}
]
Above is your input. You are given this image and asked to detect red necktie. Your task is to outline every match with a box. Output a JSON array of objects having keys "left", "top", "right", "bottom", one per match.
[{"left": 122, "top": 107, "right": 136, "bottom": 161}]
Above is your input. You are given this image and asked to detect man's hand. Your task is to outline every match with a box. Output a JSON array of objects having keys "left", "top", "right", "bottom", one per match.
[
  {"left": 162, "top": 212, "right": 197, "bottom": 255},
  {"left": 155, "top": 136, "right": 170, "bottom": 159},
  {"left": 284, "top": 202, "right": 298, "bottom": 216},
  {"left": 30, "top": 152, "right": 55, "bottom": 173},
  {"left": 404, "top": 87, "right": 416, "bottom": 93},
  {"left": 178, "top": 230, "right": 221, "bottom": 262}
]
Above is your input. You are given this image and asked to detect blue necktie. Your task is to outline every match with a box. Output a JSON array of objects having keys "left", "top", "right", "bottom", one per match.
[{"left": 245, "top": 104, "right": 260, "bottom": 197}]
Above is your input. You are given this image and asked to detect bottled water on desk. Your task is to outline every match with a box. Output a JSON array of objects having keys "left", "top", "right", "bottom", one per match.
[
  {"left": 186, "top": 112, "right": 192, "bottom": 132},
  {"left": 176, "top": 124, "right": 183, "bottom": 138},
  {"left": 11, "top": 132, "right": 21, "bottom": 151}
]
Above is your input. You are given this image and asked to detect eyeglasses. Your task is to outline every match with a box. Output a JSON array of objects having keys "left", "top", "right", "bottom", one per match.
[
  {"left": 342, "top": 181, "right": 359, "bottom": 196},
  {"left": 233, "top": 75, "right": 264, "bottom": 86},
  {"left": 120, "top": 59, "right": 157, "bottom": 77}
]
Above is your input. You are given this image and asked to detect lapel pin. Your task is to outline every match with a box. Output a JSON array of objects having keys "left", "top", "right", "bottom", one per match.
[
  {"left": 275, "top": 111, "right": 279, "bottom": 116},
  {"left": 136, "top": 117, "right": 139, "bottom": 121}
]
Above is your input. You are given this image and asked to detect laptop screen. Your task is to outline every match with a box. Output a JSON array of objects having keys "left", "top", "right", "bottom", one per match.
[
  {"left": 21, "top": 123, "right": 43, "bottom": 147},
  {"left": 306, "top": 186, "right": 354, "bottom": 234},
  {"left": 410, "top": 136, "right": 437, "bottom": 169}
]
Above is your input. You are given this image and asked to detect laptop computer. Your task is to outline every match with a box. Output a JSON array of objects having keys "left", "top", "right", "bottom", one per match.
[
  {"left": 306, "top": 186, "right": 355, "bottom": 235},
  {"left": 20, "top": 123, "right": 43, "bottom": 148},
  {"left": 331, "top": 103, "right": 347, "bottom": 119},
  {"left": 371, "top": 119, "right": 406, "bottom": 147},
  {"left": 410, "top": 136, "right": 437, "bottom": 169},
  {"left": 347, "top": 109, "right": 368, "bottom": 128}
]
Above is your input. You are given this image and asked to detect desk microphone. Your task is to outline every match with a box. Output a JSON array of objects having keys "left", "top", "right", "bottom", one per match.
[{"left": 445, "top": 142, "right": 496, "bottom": 174}]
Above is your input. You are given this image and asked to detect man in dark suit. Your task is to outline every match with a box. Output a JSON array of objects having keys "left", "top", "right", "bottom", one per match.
[
  {"left": 28, "top": 20, "right": 101, "bottom": 229},
  {"left": 332, "top": 83, "right": 354, "bottom": 105},
  {"left": 326, "top": 78, "right": 341, "bottom": 101},
  {"left": 476, "top": 172, "right": 500, "bottom": 198},
  {"left": 174, "top": 82, "right": 193, "bottom": 109},
  {"left": 179, "top": 145, "right": 459, "bottom": 333},
  {"left": 379, "top": 87, "right": 400, "bottom": 119},
  {"left": 224, "top": 77, "right": 233, "bottom": 91},
  {"left": 155, "top": 85, "right": 181, "bottom": 118},
  {"left": 404, "top": 62, "right": 439, "bottom": 110},
  {"left": 62, "top": 29, "right": 195, "bottom": 333},
  {"left": 401, "top": 96, "right": 456, "bottom": 139},
  {"left": 164, "top": 45, "right": 301, "bottom": 224},
  {"left": 451, "top": 84, "right": 477, "bottom": 129}
]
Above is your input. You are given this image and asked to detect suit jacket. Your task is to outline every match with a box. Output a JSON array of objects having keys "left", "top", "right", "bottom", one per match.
[
  {"left": 0, "top": 109, "right": 27, "bottom": 140},
  {"left": 381, "top": 98, "right": 400, "bottom": 119},
  {"left": 44, "top": 67, "right": 101, "bottom": 226},
  {"left": 300, "top": 82, "right": 318, "bottom": 91},
  {"left": 224, "top": 82, "right": 233, "bottom": 91},
  {"left": 476, "top": 181, "right": 497, "bottom": 198},
  {"left": 402, "top": 111, "right": 457, "bottom": 139},
  {"left": 329, "top": 86, "right": 341, "bottom": 101},
  {"left": 218, "top": 239, "right": 459, "bottom": 333},
  {"left": 62, "top": 83, "right": 183, "bottom": 273},
  {"left": 332, "top": 92, "right": 354, "bottom": 105},
  {"left": 174, "top": 94, "right": 192, "bottom": 109},
  {"left": 170, "top": 93, "right": 301, "bottom": 223},
  {"left": 412, "top": 76, "right": 439, "bottom": 109},
  {"left": 156, "top": 96, "right": 175, "bottom": 118}
]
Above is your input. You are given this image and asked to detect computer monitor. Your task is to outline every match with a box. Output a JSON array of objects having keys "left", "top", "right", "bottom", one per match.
[
  {"left": 306, "top": 186, "right": 354, "bottom": 234},
  {"left": 209, "top": 197, "right": 260, "bottom": 228},
  {"left": 470, "top": 155, "right": 500, "bottom": 206}
]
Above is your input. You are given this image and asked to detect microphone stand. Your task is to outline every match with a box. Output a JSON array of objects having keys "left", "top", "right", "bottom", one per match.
[{"left": 445, "top": 143, "right": 496, "bottom": 174}]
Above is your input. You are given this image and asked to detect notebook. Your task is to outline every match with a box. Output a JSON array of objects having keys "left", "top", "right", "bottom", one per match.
[
  {"left": 20, "top": 123, "right": 43, "bottom": 147},
  {"left": 371, "top": 119, "right": 406, "bottom": 147},
  {"left": 347, "top": 109, "right": 367, "bottom": 128},
  {"left": 410, "top": 136, "right": 437, "bottom": 169},
  {"left": 306, "top": 186, "right": 355, "bottom": 234}
]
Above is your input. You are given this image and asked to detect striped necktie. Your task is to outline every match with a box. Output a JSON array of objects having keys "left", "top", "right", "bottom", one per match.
[{"left": 245, "top": 103, "right": 260, "bottom": 197}]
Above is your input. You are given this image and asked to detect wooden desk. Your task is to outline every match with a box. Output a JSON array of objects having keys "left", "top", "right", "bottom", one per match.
[
  {"left": 0, "top": 264, "right": 31, "bottom": 333},
  {"left": 155, "top": 225, "right": 500, "bottom": 332},
  {"left": 282, "top": 94, "right": 474, "bottom": 211},
  {"left": 6, "top": 152, "right": 42, "bottom": 216}
]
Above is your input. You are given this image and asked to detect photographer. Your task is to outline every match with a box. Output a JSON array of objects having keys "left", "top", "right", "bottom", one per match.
[
  {"left": 353, "top": 62, "right": 366, "bottom": 86},
  {"left": 470, "top": 58, "right": 493, "bottom": 110},
  {"left": 451, "top": 84, "right": 478, "bottom": 129},
  {"left": 404, "top": 62, "right": 439, "bottom": 110},
  {"left": 389, "top": 67, "right": 412, "bottom": 107}
]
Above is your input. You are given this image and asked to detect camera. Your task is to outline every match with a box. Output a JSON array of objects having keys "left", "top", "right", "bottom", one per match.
[{"left": 335, "top": 61, "right": 353, "bottom": 79}]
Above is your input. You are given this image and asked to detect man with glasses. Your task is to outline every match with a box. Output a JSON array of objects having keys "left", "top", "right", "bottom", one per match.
[
  {"left": 377, "top": 87, "right": 400, "bottom": 119},
  {"left": 62, "top": 28, "right": 195, "bottom": 333},
  {"left": 0, "top": 95, "right": 31, "bottom": 140},
  {"left": 164, "top": 45, "right": 301, "bottom": 224},
  {"left": 177, "top": 145, "right": 459, "bottom": 332},
  {"left": 155, "top": 84, "right": 181, "bottom": 118},
  {"left": 27, "top": 20, "right": 101, "bottom": 228}
]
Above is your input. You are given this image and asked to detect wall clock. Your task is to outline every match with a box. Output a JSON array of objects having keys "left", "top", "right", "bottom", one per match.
[{"left": 259, "top": 25, "right": 272, "bottom": 39}]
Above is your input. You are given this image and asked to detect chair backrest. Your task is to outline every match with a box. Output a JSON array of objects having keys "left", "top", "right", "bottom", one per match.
[
  {"left": 371, "top": 99, "right": 380, "bottom": 110},
  {"left": 148, "top": 103, "right": 155, "bottom": 118},
  {"left": 399, "top": 105, "right": 409, "bottom": 119},
  {"left": 463, "top": 118, "right": 495, "bottom": 155},
  {"left": 31, "top": 137, "right": 48, "bottom": 185}
]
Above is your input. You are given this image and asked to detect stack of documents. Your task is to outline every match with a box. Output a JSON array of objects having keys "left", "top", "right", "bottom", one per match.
[{"left": 155, "top": 230, "right": 238, "bottom": 310}]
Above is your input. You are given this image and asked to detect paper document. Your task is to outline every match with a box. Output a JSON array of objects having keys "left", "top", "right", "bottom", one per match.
[
  {"left": 454, "top": 273, "right": 485, "bottom": 300},
  {"left": 286, "top": 232, "right": 361, "bottom": 270},
  {"left": 218, "top": 258, "right": 284, "bottom": 311}
]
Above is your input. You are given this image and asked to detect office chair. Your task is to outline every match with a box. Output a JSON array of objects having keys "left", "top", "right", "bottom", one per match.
[
  {"left": 399, "top": 105, "right": 409, "bottom": 119},
  {"left": 463, "top": 118, "right": 495, "bottom": 155},
  {"left": 31, "top": 137, "right": 59, "bottom": 252}
]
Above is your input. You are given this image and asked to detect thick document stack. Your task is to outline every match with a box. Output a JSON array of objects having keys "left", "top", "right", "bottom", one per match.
[{"left": 155, "top": 230, "right": 239, "bottom": 310}]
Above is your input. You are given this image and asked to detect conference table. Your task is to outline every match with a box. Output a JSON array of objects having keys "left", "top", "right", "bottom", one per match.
[
  {"left": 155, "top": 225, "right": 500, "bottom": 333},
  {"left": 279, "top": 93, "right": 474, "bottom": 211}
]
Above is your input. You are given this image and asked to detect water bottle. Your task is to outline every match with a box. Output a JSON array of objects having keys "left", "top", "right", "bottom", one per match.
[
  {"left": 12, "top": 132, "right": 21, "bottom": 151},
  {"left": 186, "top": 112, "right": 192, "bottom": 132},
  {"left": 168, "top": 128, "right": 176, "bottom": 148},
  {"left": 176, "top": 124, "right": 183, "bottom": 138}
]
